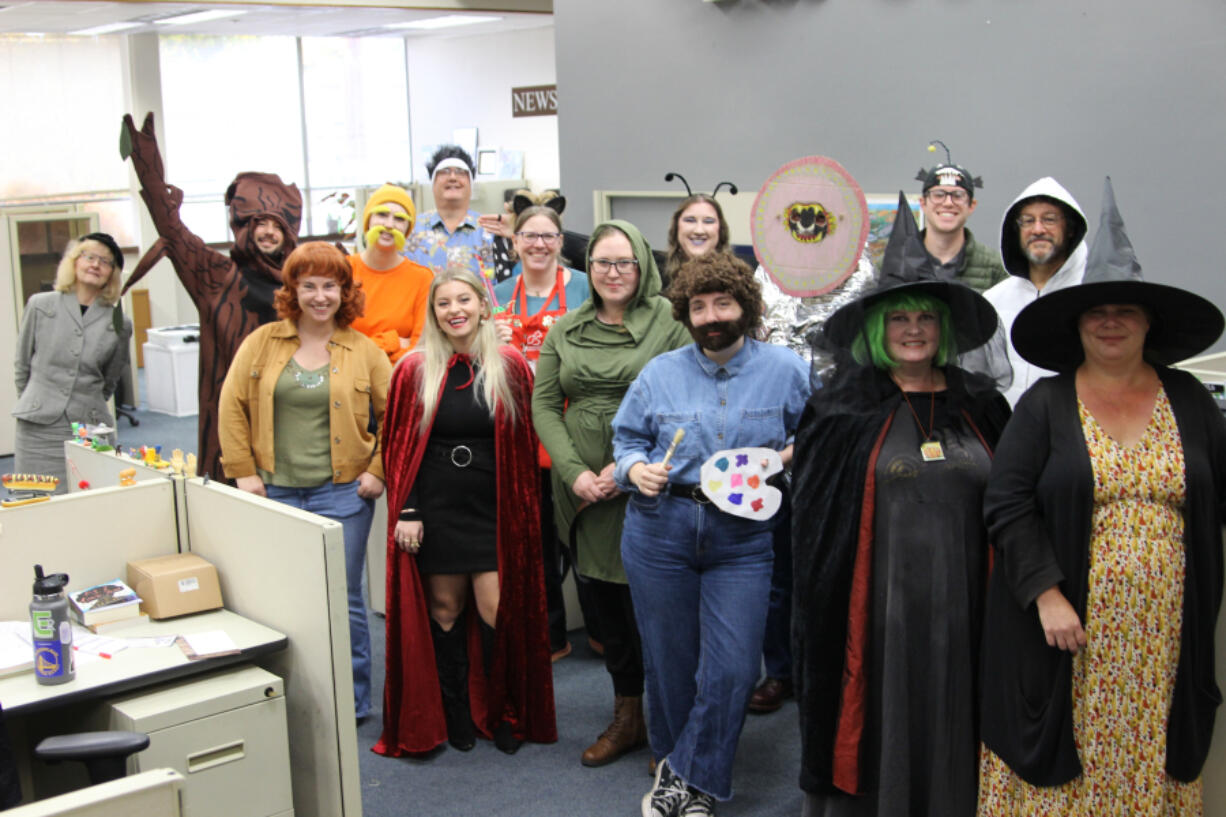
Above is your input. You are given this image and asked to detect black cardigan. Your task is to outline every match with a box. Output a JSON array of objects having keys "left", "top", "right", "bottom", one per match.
[{"left": 980, "top": 367, "right": 1226, "bottom": 785}]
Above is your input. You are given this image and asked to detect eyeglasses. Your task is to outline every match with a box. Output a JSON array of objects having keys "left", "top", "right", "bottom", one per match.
[
  {"left": 515, "top": 231, "right": 562, "bottom": 245},
  {"left": 590, "top": 258, "right": 639, "bottom": 275},
  {"left": 1016, "top": 213, "right": 1064, "bottom": 230},
  {"left": 434, "top": 167, "right": 469, "bottom": 179},
  {"left": 925, "top": 189, "right": 970, "bottom": 205},
  {"left": 79, "top": 251, "right": 115, "bottom": 270}
]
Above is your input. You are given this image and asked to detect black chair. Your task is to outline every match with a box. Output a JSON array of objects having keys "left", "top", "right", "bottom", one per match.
[{"left": 34, "top": 731, "right": 149, "bottom": 786}]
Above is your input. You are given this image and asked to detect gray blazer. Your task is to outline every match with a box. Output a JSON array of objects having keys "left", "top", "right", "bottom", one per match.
[{"left": 13, "top": 291, "right": 133, "bottom": 425}]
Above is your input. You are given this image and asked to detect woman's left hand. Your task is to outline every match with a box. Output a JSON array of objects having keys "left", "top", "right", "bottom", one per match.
[
  {"left": 356, "top": 471, "right": 384, "bottom": 499},
  {"left": 595, "top": 462, "right": 622, "bottom": 500}
]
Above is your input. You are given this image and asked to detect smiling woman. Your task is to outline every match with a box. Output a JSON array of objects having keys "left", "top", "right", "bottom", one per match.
[
  {"left": 791, "top": 196, "right": 1008, "bottom": 817},
  {"left": 218, "top": 241, "right": 390, "bottom": 722},
  {"left": 377, "top": 266, "right": 556, "bottom": 758},
  {"left": 13, "top": 233, "right": 133, "bottom": 493}
]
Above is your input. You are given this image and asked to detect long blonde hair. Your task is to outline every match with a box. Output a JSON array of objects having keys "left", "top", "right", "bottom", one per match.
[
  {"left": 412, "top": 266, "right": 517, "bottom": 432},
  {"left": 55, "top": 237, "right": 123, "bottom": 305}
]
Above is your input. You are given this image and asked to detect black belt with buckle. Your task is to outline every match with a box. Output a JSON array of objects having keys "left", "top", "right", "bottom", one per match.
[
  {"left": 426, "top": 439, "right": 494, "bottom": 468},
  {"left": 667, "top": 482, "right": 711, "bottom": 504},
  {"left": 667, "top": 474, "right": 786, "bottom": 504}
]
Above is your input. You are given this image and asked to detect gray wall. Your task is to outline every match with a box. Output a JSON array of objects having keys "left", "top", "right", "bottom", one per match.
[{"left": 555, "top": 0, "right": 1226, "bottom": 351}]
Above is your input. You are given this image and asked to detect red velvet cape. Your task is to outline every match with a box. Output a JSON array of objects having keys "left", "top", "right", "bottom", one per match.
[{"left": 373, "top": 348, "right": 557, "bottom": 756}]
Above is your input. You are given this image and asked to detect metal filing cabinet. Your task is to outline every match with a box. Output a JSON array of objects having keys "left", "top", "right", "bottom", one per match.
[{"left": 104, "top": 665, "right": 293, "bottom": 817}]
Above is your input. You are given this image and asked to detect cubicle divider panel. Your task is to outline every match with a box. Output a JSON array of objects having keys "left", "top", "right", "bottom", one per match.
[
  {"left": 4, "top": 768, "right": 184, "bottom": 817},
  {"left": 181, "top": 479, "right": 360, "bottom": 817},
  {"left": 0, "top": 480, "right": 179, "bottom": 620},
  {"left": 63, "top": 443, "right": 167, "bottom": 492}
]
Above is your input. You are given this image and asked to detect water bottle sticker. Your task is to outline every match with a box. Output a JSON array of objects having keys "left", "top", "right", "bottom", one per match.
[
  {"left": 31, "top": 609, "right": 54, "bottom": 640},
  {"left": 58, "top": 620, "right": 72, "bottom": 644},
  {"left": 179, "top": 577, "right": 199, "bottom": 593},
  {"left": 35, "top": 646, "right": 61, "bottom": 676}
]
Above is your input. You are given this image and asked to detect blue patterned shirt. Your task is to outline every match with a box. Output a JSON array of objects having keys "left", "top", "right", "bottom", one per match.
[{"left": 403, "top": 209, "right": 497, "bottom": 278}]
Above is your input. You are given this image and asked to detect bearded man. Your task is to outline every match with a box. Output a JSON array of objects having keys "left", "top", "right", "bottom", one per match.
[
  {"left": 120, "top": 112, "right": 301, "bottom": 480},
  {"left": 983, "top": 177, "right": 1088, "bottom": 405}
]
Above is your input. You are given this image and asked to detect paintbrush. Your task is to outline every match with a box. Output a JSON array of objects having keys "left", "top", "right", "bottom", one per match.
[{"left": 661, "top": 428, "right": 685, "bottom": 467}]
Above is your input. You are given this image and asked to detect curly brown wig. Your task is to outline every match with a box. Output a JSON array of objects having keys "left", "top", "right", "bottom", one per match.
[
  {"left": 666, "top": 252, "right": 762, "bottom": 332},
  {"left": 665, "top": 194, "right": 730, "bottom": 281},
  {"left": 274, "top": 241, "right": 366, "bottom": 328}
]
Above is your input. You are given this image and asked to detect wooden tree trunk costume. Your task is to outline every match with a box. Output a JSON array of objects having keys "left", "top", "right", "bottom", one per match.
[{"left": 119, "top": 113, "right": 302, "bottom": 481}]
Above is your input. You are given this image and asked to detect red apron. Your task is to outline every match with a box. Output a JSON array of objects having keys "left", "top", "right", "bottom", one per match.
[
  {"left": 507, "top": 266, "right": 569, "bottom": 468},
  {"left": 508, "top": 266, "right": 569, "bottom": 364}
]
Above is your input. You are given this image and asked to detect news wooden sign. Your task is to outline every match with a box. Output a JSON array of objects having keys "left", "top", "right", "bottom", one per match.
[{"left": 512, "top": 84, "right": 557, "bottom": 117}]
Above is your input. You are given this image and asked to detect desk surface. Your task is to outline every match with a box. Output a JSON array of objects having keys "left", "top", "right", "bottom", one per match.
[{"left": 0, "top": 610, "right": 287, "bottom": 716}]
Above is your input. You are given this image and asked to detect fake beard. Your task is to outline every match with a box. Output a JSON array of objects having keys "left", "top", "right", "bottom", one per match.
[
  {"left": 689, "top": 318, "right": 747, "bottom": 353},
  {"left": 366, "top": 224, "right": 406, "bottom": 252}
]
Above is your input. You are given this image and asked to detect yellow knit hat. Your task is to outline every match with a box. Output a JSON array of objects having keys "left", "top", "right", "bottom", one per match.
[{"left": 362, "top": 184, "right": 416, "bottom": 232}]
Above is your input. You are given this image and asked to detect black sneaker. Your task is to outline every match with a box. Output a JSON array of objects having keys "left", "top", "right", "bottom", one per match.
[
  {"left": 680, "top": 787, "right": 715, "bottom": 816},
  {"left": 641, "top": 758, "right": 690, "bottom": 817}
]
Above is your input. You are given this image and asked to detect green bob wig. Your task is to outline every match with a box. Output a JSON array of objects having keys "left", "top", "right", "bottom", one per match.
[{"left": 851, "top": 291, "right": 958, "bottom": 370}]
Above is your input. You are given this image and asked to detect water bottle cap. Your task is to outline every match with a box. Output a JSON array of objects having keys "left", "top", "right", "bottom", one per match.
[{"left": 32, "top": 564, "right": 69, "bottom": 595}]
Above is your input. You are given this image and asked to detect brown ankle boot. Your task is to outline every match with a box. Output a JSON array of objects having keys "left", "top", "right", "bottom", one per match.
[{"left": 581, "top": 694, "right": 647, "bottom": 767}]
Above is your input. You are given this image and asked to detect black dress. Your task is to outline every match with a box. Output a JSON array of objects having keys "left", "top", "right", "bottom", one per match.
[
  {"left": 409, "top": 361, "right": 498, "bottom": 575},
  {"left": 804, "top": 391, "right": 991, "bottom": 817}
]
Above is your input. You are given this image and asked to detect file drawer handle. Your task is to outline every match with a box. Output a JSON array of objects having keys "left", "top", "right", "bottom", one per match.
[{"left": 187, "top": 739, "right": 245, "bottom": 773}]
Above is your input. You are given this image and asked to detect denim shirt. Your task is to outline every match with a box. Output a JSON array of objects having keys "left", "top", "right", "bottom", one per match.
[
  {"left": 612, "top": 339, "right": 811, "bottom": 488},
  {"left": 403, "top": 209, "right": 496, "bottom": 277}
]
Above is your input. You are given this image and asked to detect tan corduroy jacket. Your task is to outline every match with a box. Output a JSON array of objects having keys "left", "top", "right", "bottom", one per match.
[{"left": 219, "top": 320, "right": 391, "bottom": 483}]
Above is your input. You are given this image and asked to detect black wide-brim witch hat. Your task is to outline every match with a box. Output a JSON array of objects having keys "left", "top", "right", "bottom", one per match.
[
  {"left": 823, "top": 191, "right": 998, "bottom": 352},
  {"left": 1011, "top": 177, "right": 1224, "bottom": 372}
]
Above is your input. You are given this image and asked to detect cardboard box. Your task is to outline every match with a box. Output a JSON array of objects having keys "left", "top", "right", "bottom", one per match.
[{"left": 127, "top": 553, "right": 223, "bottom": 619}]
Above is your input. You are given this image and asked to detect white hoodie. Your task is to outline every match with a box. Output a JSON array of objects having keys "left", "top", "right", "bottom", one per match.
[{"left": 984, "top": 177, "right": 1088, "bottom": 406}]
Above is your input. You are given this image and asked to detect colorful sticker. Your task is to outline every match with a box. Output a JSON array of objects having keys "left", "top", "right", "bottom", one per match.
[{"left": 699, "top": 447, "right": 784, "bottom": 521}]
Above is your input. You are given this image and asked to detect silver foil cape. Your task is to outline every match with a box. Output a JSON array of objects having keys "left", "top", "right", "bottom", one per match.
[{"left": 756, "top": 256, "right": 878, "bottom": 385}]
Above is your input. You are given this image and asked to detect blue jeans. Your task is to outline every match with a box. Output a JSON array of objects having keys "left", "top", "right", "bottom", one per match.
[
  {"left": 621, "top": 492, "right": 773, "bottom": 801},
  {"left": 266, "top": 480, "right": 374, "bottom": 718}
]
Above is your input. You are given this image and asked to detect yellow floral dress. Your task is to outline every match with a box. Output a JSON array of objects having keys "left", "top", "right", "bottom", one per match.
[{"left": 978, "top": 388, "right": 1202, "bottom": 816}]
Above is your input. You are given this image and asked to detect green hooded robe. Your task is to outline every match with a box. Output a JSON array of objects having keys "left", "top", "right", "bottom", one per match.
[{"left": 531, "top": 220, "right": 690, "bottom": 583}]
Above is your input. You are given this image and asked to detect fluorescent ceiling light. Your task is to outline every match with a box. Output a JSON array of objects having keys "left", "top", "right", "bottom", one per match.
[
  {"left": 385, "top": 15, "right": 501, "bottom": 31},
  {"left": 70, "top": 21, "right": 143, "bottom": 35},
  {"left": 154, "top": 9, "right": 247, "bottom": 26}
]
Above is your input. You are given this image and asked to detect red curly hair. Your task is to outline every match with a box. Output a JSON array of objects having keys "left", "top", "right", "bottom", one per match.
[{"left": 274, "top": 241, "right": 365, "bottom": 328}]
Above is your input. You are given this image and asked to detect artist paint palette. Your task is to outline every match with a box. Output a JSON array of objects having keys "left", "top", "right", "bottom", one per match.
[{"left": 699, "top": 447, "right": 784, "bottom": 521}]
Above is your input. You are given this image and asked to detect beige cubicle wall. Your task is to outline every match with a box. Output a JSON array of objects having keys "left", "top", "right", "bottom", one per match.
[
  {"left": 63, "top": 443, "right": 190, "bottom": 547},
  {"left": 0, "top": 474, "right": 360, "bottom": 817},
  {"left": 0, "top": 480, "right": 178, "bottom": 615},
  {"left": 4, "top": 769, "right": 184, "bottom": 817},
  {"left": 182, "top": 479, "right": 361, "bottom": 817}
]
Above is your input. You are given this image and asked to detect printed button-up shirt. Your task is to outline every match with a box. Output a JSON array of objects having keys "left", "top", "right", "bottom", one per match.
[{"left": 403, "top": 208, "right": 497, "bottom": 279}]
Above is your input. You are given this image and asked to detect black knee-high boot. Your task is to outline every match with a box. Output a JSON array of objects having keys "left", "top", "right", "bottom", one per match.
[
  {"left": 479, "top": 619, "right": 521, "bottom": 755},
  {"left": 431, "top": 617, "right": 475, "bottom": 751}
]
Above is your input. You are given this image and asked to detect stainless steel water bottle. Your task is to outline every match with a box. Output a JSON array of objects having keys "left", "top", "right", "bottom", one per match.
[{"left": 30, "top": 565, "right": 74, "bottom": 685}]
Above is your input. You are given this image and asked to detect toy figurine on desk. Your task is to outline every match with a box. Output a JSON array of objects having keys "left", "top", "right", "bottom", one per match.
[
  {"left": 1, "top": 474, "right": 59, "bottom": 507},
  {"left": 70, "top": 421, "right": 115, "bottom": 452}
]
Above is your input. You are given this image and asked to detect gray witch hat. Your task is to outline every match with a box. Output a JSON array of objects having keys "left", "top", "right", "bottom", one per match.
[
  {"left": 1011, "top": 177, "right": 1224, "bottom": 371},
  {"left": 823, "top": 191, "right": 997, "bottom": 352}
]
